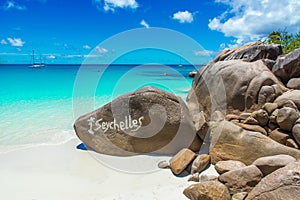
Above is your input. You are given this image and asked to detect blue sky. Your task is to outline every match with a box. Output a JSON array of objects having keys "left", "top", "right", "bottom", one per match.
[{"left": 0, "top": 0, "right": 299, "bottom": 64}]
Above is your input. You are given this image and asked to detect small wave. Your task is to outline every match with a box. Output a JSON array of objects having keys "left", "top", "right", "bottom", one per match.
[{"left": 0, "top": 129, "right": 77, "bottom": 154}]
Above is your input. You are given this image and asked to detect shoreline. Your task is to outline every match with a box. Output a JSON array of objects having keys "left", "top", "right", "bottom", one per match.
[
  {"left": 0, "top": 64, "right": 205, "bottom": 67},
  {"left": 0, "top": 138, "right": 193, "bottom": 200},
  {"left": 0, "top": 135, "right": 77, "bottom": 155}
]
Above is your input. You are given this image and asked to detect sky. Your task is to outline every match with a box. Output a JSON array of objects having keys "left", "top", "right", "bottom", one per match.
[{"left": 0, "top": 0, "right": 299, "bottom": 64}]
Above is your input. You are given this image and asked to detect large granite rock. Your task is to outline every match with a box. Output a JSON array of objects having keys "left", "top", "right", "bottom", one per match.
[
  {"left": 199, "top": 174, "right": 218, "bottom": 182},
  {"left": 218, "top": 165, "right": 263, "bottom": 194},
  {"left": 250, "top": 109, "right": 269, "bottom": 126},
  {"left": 262, "top": 59, "right": 276, "bottom": 70},
  {"left": 283, "top": 99, "right": 299, "bottom": 110},
  {"left": 292, "top": 124, "right": 300, "bottom": 145},
  {"left": 214, "top": 42, "right": 282, "bottom": 62},
  {"left": 193, "top": 111, "right": 209, "bottom": 140},
  {"left": 252, "top": 154, "right": 296, "bottom": 176},
  {"left": 232, "top": 192, "right": 248, "bottom": 200},
  {"left": 287, "top": 78, "right": 300, "bottom": 89},
  {"left": 191, "top": 154, "right": 211, "bottom": 174},
  {"left": 272, "top": 48, "right": 300, "bottom": 83},
  {"left": 233, "top": 122, "right": 267, "bottom": 135},
  {"left": 286, "top": 138, "right": 299, "bottom": 149},
  {"left": 74, "top": 86, "right": 201, "bottom": 156},
  {"left": 276, "top": 107, "right": 299, "bottom": 131},
  {"left": 246, "top": 161, "right": 300, "bottom": 200},
  {"left": 268, "top": 128, "right": 289, "bottom": 144},
  {"left": 262, "top": 102, "right": 278, "bottom": 115},
  {"left": 209, "top": 121, "right": 300, "bottom": 165},
  {"left": 187, "top": 60, "right": 286, "bottom": 122},
  {"left": 215, "top": 160, "right": 246, "bottom": 174},
  {"left": 169, "top": 148, "right": 196, "bottom": 175},
  {"left": 275, "top": 90, "right": 300, "bottom": 110},
  {"left": 183, "top": 181, "right": 231, "bottom": 200}
]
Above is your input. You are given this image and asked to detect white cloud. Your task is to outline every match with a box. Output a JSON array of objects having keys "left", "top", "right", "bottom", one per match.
[
  {"left": 7, "top": 38, "right": 25, "bottom": 47},
  {"left": 219, "top": 43, "right": 226, "bottom": 49},
  {"left": 95, "top": 0, "right": 138, "bottom": 12},
  {"left": 172, "top": 11, "right": 194, "bottom": 23},
  {"left": 95, "top": 46, "right": 108, "bottom": 54},
  {"left": 208, "top": 0, "right": 300, "bottom": 44},
  {"left": 140, "top": 19, "right": 150, "bottom": 28},
  {"left": 194, "top": 50, "right": 214, "bottom": 56},
  {"left": 2, "top": 1, "right": 26, "bottom": 10},
  {"left": 0, "top": 39, "right": 7, "bottom": 44},
  {"left": 83, "top": 45, "right": 91, "bottom": 49}
]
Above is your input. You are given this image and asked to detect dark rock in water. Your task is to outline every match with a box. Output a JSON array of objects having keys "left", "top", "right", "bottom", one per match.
[
  {"left": 209, "top": 121, "right": 300, "bottom": 165},
  {"left": 272, "top": 48, "right": 300, "bottom": 83},
  {"left": 275, "top": 90, "right": 300, "bottom": 110},
  {"left": 74, "top": 86, "right": 201, "bottom": 156},
  {"left": 187, "top": 60, "right": 286, "bottom": 121},
  {"left": 218, "top": 165, "right": 263, "bottom": 194},
  {"left": 246, "top": 161, "right": 300, "bottom": 200},
  {"left": 214, "top": 42, "right": 282, "bottom": 62},
  {"left": 189, "top": 71, "right": 198, "bottom": 78},
  {"left": 183, "top": 181, "right": 231, "bottom": 200}
]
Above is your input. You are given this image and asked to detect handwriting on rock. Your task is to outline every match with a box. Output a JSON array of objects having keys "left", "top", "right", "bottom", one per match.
[{"left": 87, "top": 115, "right": 144, "bottom": 135}]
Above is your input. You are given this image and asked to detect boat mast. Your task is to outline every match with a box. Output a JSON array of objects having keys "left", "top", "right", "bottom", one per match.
[
  {"left": 178, "top": 56, "right": 183, "bottom": 67},
  {"left": 32, "top": 50, "right": 35, "bottom": 64}
]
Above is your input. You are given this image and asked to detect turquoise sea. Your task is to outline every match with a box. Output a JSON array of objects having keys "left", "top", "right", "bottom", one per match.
[{"left": 0, "top": 64, "right": 199, "bottom": 152}]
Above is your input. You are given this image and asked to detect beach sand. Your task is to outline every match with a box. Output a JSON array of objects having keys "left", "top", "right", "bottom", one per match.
[{"left": 0, "top": 138, "right": 192, "bottom": 200}]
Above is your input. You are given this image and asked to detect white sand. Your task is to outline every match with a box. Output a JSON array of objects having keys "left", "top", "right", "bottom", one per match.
[{"left": 0, "top": 138, "right": 192, "bottom": 200}]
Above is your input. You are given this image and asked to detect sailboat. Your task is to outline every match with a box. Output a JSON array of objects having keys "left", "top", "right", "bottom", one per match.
[
  {"left": 28, "top": 50, "right": 45, "bottom": 68},
  {"left": 178, "top": 56, "right": 183, "bottom": 67}
]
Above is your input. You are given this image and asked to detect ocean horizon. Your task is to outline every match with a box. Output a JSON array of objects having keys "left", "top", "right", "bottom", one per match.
[{"left": 0, "top": 64, "right": 200, "bottom": 153}]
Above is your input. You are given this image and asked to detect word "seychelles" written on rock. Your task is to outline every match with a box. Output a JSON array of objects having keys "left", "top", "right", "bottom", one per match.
[{"left": 87, "top": 115, "right": 144, "bottom": 134}]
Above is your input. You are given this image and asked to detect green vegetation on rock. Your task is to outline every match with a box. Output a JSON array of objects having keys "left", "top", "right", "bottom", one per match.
[{"left": 267, "top": 30, "right": 300, "bottom": 54}]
